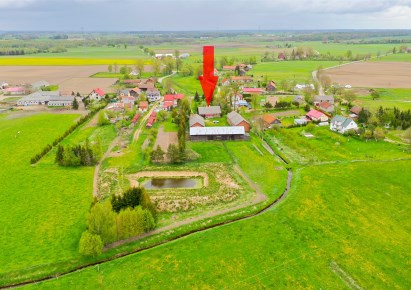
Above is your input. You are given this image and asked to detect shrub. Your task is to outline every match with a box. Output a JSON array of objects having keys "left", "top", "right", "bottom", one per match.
[{"left": 79, "top": 231, "right": 103, "bottom": 257}]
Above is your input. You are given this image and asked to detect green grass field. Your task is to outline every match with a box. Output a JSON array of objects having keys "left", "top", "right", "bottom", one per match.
[
  {"left": 0, "top": 113, "right": 92, "bottom": 278},
  {"left": 25, "top": 160, "right": 411, "bottom": 289},
  {"left": 355, "top": 88, "right": 411, "bottom": 111}
]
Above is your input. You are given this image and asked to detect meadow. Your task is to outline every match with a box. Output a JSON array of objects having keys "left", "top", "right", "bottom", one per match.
[
  {"left": 268, "top": 126, "right": 410, "bottom": 164},
  {"left": 25, "top": 160, "right": 411, "bottom": 289},
  {"left": 355, "top": 88, "right": 411, "bottom": 111},
  {"left": 0, "top": 113, "right": 92, "bottom": 280}
]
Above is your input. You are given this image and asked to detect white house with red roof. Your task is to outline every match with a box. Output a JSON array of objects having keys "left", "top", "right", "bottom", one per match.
[
  {"left": 89, "top": 88, "right": 105, "bottom": 102},
  {"left": 306, "top": 109, "right": 329, "bottom": 122}
]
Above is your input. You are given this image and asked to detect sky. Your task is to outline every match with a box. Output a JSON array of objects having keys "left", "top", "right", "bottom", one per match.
[{"left": 0, "top": 0, "right": 410, "bottom": 31}]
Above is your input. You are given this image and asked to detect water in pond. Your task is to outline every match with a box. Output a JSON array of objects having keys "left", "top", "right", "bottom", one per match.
[{"left": 142, "top": 178, "right": 200, "bottom": 189}]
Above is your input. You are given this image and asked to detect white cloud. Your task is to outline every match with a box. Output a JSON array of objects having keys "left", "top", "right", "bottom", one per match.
[{"left": 0, "top": 0, "right": 35, "bottom": 8}]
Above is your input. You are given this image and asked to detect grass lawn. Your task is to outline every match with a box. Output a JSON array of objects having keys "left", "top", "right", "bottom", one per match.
[
  {"left": 26, "top": 160, "right": 411, "bottom": 289},
  {"left": 369, "top": 53, "right": 411, "bottom": 62},
  {"left": 170, "top": 74, "right": 202, "bottom": 96},
  {"left": 269, "top": 126, "right": 410, "bottom": 164},
  {"left": 354, "top": 88, "right": 411, "bottom": 112},
  {"left": 251, "top": 60, "right": 344, "bottom": 83},
  {"left": 187, "top": 141, "right": 232, "bottom": 163},
  {"left": 0, "top": 113, "right": 93, "bottom": 282}
]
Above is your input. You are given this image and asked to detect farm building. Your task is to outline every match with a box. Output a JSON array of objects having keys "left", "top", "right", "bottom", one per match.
[
  {"left": 230, "top": 76, "right": 253, "bottom": 83},
  {"left": 266, "top": 81, "right": 277, "bottom": 92},
  {"left": 198, "top": 106, "right": 221, "bottom": 118},
  {"left": 132, "top": 113, "right": 140, "bottom": 126},
  {"left": 262, "top": 114, "right": 282, "bottom": 128},
  {"left": 330, "top": 115, "right": 358, "bottom": 134},
  {"left": 139, "top": 101, "right": 149, "bottom": 112},
  {"left": 17, "top": 91, "right": 60, "bottom": 106},
  {"left": 48, "top": 96, "right": 75, "bottom": 107},
  {"left": 313, "top": 95, "right": 334, "bottom": 105},
  {"left": 227, "top": 111, "right": 250, "bottom": 132},
  {"left": 306, "top": 109, "right": 329, "bottom": 122},
  {"left": 317, "top": 101, "right": 334, "bottom": 114},
  {"left": 349, "top": 106, "right": 363, "bottom": 118},
  {"left": 294, "top": 118, "right": 308, "bottom": 126},
  {"left": 89, "top": 88, "right": 105, "bottom": 102},
  {"left": 5, "top": 87, "right": 25, "bottom": 95},
  {"left": 130, "top": 87, "right": 141, "bottom": 97},
  {"left": 107, "top": 102, "right": 125, "bottom": 111},
  {"left": 147, "top": 88, "right": 161, "bottom": 102},
  {"left": 222, "top": 66, "right": 236, "bottom": 71},
  {"left": 189, "top": 114, "right": 205, "bottom": 127},
  {"left": 179, "top": 53, "right": 190, "bottom": 59},
  {"left": 242, "top": 88, "right": 265, "bottom": 94},
  {"left": 190, "top": 126, "right": 248, "bottom": 141},
  {"left": 146, "top": 111, "right": 157, "bottom": 128}
]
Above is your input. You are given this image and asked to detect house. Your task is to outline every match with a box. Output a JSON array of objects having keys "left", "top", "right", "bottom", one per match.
[
  {"left": 313, "top": 95, "right": 334, "bottom": 105},
  {"left": 155, "top": 53, "right": 173, "bottom": 59},
  {"left": 5, "top": 87, "right": 25, "bottom": 95},
  {"left": 190, "top": 126, "right": 248, "bottom": 141},
  {"left": 330, "top": 115, "right": 358, "bottom": 134},
  {"left": 89, "top": 88, "right": 105, "bottom": 102},
  {"left": 123, "top": 79, "right": 141, "bottom": 85},
  {"left": 118, "top": 89, "right": 130, "bottom": 97},
  {"left": 278, "top": 52, "right": 287, "bottom": 60},
  {"left": 130, "top": 87, "right": 141, "bottom": 97},
  {"left": 48, "top": 96, "right": 75, "bottom": 107},
  {"left": 317, "top": 101, "right": 334, "bottom": 114},
  {"left": 17, "top": 91, "right": 60, "bottom": 106},
  {"left": 146, "top": 88, "right": 161, "bottom": 102},
  {"left": 266, "top": 81, "right": 277, "bottom": 92},
  {"left": 121, "top": 96, "right": 135, "bottom": 109},
  {"left": 233, "top": 100, "right": 250, "bottom": 109},
  {"left": 227, "top": 111, "right": 250, "bottom": 132},
  {"left": 146, "top": 111, "right": 157, "bottom": 128},
  {"left": 198, "top": 106, "right": 222, "bottom": 118},
  {"left": 31, "top": 80, "right": 49, "bottom": 90},
  {"left": 306, "top": 109, "right": 328, "bottom": 122},
  {"left": 230, "top": 76, "right": 253, "bottom": 83},
  {"left": 161, "top": 94, "right": 184, "bottom": 110},
  {"left": 262, "top": 114, "right": 282, "bottom": 128},
  {"left": 242, "top": 88, "right": 265, "bottom": 94},
  {"left": 221, "top": 78, "right": 231, "bottom": 86},
  {"left": 222, "top": 65, "right": 236, "bottom": 71},
  {"left": 139, "top": 101, "right": 149, "bottom": 112},
  {"left": 349, "top": 106, "right": 362, "bottom": 117},
  {"left": 129, "top": 70, "right": 138, "bottom": 76},
  {"left": 189, "top": 114, "right": 205, "bottom": 127}
]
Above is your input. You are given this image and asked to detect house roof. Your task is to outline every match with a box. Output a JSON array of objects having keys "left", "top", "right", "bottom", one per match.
[
  {"left": 164, "top": 95, "right": 175, "bottom": 101},
  {"left": 122, "top": 96, "right": 135, "bottom": 101},
  {"left": 189, "top": 114, "right": 205, "bottom": 127},
  {"left": 227, "top": 111, "right": 249, "bottom": 126},
  {"left": 314, "top": 95, "right": 334, "bottom": 102},
  {"left": 93, "top": 88, "right": 105, "bottom": 97},
  {"left": 350, "top": 106, "right": 362, "bottom": 115},
  {"left": 266, "top": 81, "right": 276, "bottom": 87},
  {"left": 306, "top": 109, "right": 325, "bottom": 119},
  {"left": 6, "top": 87, "right": 25, "bottom": 92},
  {"left": 318, "top": 101, "right": 333, "bottom": 109},
  {"left": 231, "top": 76, "right": 253, "bottom": 81},
  {"left": 243, "top": 88, "right": 264, "bottom": 93},
  {"left": 262, "top": 114, "right": 280, "bottom": 125},
  {"left": 130, "top": 87, "right": 141, "bottom": 93},
  {"left": 190, "top": 126, "right": 245, "bottom": 136},
  {"left": 331, "top": 115, "right": 356, "bottom": 129},
  {"left": 139, "top": 101, "right": 148, "bottom": 108},
  {"left": 163, "top": 101, "right": 174, "bottom": 108},
  {"left": 19, "top": 90, "right": 60, "bottom": 102},
  {"left": 31, "top": 80, "right": 49, "bottom": 88},
  {"left": 222, "top": 66, "right": 236, "bottom": 70},
  {"left": 198, "top": 106, "right": 221, "bottom": 115}
]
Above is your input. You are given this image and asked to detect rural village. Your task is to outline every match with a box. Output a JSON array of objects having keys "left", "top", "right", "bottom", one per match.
[{"left": 0, "top": 29, "right": 410, "bottom": 289}]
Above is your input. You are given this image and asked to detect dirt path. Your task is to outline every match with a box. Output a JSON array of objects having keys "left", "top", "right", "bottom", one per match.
[{"left": 132, "top": 99, "right": 161, "bottom": 143}]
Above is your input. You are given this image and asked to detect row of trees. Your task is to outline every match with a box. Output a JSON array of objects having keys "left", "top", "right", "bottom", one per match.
[
  {"left": 79, "top": 187, "right": 157, "bottom": 257},
  {"left": 30, "top": 102, "right": 106, "bottom": 164},
  {"left": 55, "top": 141, "right": 101, "bottom": 167}
]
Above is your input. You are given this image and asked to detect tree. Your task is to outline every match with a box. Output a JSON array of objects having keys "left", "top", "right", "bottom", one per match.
[
  {"left": 116, "top": 207, "right": 145, "bottom": 240},
  {"left": 152, "top": 59, "right": 162, "bottom": 77},
  {"left": 174, "top": 50, "right": 182, "bottom": 73},
  {"left": 346, "top": 50, "right": 353, "bottom": 59},
  {"left": 97, "top": 111, "right": 109, "bottom": 126},
  {"left": 151, "top": 145, "right": 165, "bottom": 163},
  {"left": 79, "top": 231, "right": 103, "bottom": 257},
  {"left": 72, "top": 98, "right": 79, "bottom": 110},
  {"left": 134, "top": 59, "right": 145, "bottom": 76},
  {"left": 55, "top": 145, "right": 64, "bottom": 164},
  {"left": 374, "top": 127, "right": 385, "bottom": 141},
  {"left": 162, "top": 57, "right": 175, "bottom": 75},
  {"left": 358, "top": 108, "right": 370, "bottom": 124},
  {"left": 87, "top": 202, "right": 117, "bottom": 244},
  {"left": 319, "top": 75, "right": 332, "bottom": 92},
  {"left": 194, "top": 91, "right": 200, "bottom": 102},
  {"left": 108, "top": 64, "right": 113, "bottom": 73},
  {"left": 363, "top": 129, "right": 373, "bottom": 141},
  {"left": 113, "top": 62, "right": 118, "bottom": 73},
  {"left": 280, "top": 80, "right": 290, "bottom": 91},
  {"left": 166, "top": 144, "right": 180, "bottom": 163},
  {"left": 370, "top": 89, "right": 380, "bottom": 100}
]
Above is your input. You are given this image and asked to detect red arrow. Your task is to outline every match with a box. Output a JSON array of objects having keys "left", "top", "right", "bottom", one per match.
[{"left": 199, "top": 46, "right": 218, "bottom": 106}]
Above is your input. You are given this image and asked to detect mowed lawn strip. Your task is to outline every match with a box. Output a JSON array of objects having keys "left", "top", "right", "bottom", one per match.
[
  {"left": 0, "top": 114, "right": 93, "bottom": 279},
  {"left": 24, "top": 161, "right": 411, "bottom": 289}
]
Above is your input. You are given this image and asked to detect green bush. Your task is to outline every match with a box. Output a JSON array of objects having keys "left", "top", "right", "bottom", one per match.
[{"left": 79, "top": 231, "right": 103, "bottom": 257}]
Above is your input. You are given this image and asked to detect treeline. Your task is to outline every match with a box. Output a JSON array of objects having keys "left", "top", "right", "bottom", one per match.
[
  {"left": 79, "top": 187, "right": 157, "bottom": 257},
  {"left": 30, "top": 102, "right": 106, "bottom": 164},
  {"left": 375, "top": 107, "right": 411, "bottom": 130},
  {"left": 55, "top": 141, "right": 100, "bottom": 167}
]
